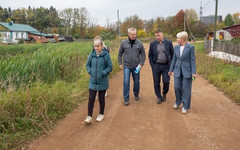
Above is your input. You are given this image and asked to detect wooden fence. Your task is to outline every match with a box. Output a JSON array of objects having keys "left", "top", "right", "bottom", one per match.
[{"left": 204, "top": 39, "right": 240, "bottom": 56}]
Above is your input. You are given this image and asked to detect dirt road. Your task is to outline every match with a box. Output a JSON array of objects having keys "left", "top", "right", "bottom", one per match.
[{"left": 28, "top": 44, "right": 240, "bottom": 150}]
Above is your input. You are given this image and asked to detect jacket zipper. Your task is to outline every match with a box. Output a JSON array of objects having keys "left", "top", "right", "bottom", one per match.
[
  {"left": 95, "top": 57, "right": 98, "bottom": 90},
  {"left": 131, "top": 44, "right": 133, "bottom": 68}
]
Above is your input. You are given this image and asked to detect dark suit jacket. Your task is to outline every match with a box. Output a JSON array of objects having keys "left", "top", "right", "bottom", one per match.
[
  {"left": 169, "top": 43, "right": 196, "bottom": 78},
  {"left": 148, "top": 39, "right": 174, "bottom": 66}
]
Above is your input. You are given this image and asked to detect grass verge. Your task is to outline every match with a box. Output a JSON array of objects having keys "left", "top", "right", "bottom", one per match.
[{"left": 193, "top": 42, "right": 240, "bottom": 104}]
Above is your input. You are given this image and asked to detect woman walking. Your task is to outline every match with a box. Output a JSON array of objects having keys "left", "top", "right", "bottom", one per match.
[
  {"left": 168, "top": 31, "right": 196, "bottom": 114},
  {"left": 84, "top": 36, "right": 112, "bottom": 123}
]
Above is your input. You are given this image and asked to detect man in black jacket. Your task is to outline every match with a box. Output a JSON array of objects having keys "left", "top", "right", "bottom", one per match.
[{"left": 149, "top": 29, "right": 174, "bottom": 104}]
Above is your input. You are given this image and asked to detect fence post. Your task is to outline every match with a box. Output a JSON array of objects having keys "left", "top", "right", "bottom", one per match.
[{"left": 210, "top": 38, "right": 214, "bottom": 52}]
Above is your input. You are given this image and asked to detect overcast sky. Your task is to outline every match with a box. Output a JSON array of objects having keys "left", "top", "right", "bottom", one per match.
[{"left": 1, "top": 0, "right": 239, "bottom": 26}]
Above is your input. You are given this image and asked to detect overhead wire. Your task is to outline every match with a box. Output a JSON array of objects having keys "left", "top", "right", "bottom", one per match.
[{"left": 202, "top": 0, "right": 212, "bottom": 10}]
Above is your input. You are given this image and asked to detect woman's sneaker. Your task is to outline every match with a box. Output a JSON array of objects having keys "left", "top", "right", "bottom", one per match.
[
  {"left": 182, "top": 108, "right": 187, "bottom": 114},
  {"left": 173, "top": 103, "right": 179, "bottom": 109},
  {"left": 84, "top": 116, "right": 92, "bottom": 124},
  {"left": 96, "top": 114, "right": 104, "bottom": 122}
]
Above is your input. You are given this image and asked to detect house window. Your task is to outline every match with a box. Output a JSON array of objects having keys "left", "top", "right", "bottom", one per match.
[
  {"left": 16, "top": 32, "right": 19, "bottom": 38},
  {"left": 21, "top": 32, "right": 24, "bottom": 38}
]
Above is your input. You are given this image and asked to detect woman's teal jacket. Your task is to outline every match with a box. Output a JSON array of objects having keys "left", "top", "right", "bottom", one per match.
[{"left": 86, "top": 49, "right": 112, "bottom": 91}]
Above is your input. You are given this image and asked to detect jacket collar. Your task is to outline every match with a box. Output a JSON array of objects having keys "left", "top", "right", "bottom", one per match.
[
  {"left": 180, "top": 43, "right": 191, "bottom": 58},
  {"left": 92, "top": 49, "right": 107, "bottom": 57}
]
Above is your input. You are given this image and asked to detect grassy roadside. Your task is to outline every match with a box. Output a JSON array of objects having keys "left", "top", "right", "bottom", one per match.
[
  {"left": 0, "top": 41, "right": 120, "bottom": 150},
  {"left": 193, "top": 42, "right": 240, "bottom": 104}
]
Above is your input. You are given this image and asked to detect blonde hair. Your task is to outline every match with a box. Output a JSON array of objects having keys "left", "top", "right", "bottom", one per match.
[
  {"left": 93, "top": 36, "right": 103, "bottom": 46},
  {"left": 176, "top": 31, "right": 188, "bottom": 41}
]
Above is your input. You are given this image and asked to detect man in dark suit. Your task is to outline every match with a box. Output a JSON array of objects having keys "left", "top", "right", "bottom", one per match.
[{"left": 149, "top": 29, "right": 174, "bottom": 104}]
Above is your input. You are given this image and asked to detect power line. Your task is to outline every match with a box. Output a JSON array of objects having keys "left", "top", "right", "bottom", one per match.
[{"left": 202, "top": 0, "right": 212, "bottom": 10}]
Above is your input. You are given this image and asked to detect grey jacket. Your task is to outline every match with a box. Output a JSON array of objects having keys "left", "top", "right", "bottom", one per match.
[
  {"left": 169, "top": 43, "right": 196, "bottom": 78},
  {"left": 118, "top": 39, "right": 146, "bottom": 68}
]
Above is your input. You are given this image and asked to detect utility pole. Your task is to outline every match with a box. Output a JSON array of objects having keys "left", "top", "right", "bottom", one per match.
[
  {"left": 117, "top": 9, "right": 121, "bottom": 39},
  {"left": 213, "top": 0, "right": 218, "bottom": 51}
]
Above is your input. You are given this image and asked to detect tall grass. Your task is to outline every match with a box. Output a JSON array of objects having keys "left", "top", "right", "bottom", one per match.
[
  {"left": 193, "top": 42, "right": 240, "bottom": 103},
  {"left": 0, "top": 41, "right": 120, "bottom": 149},
  {"left": 0, "top": 42, "right": 92, "bottom": 90}
]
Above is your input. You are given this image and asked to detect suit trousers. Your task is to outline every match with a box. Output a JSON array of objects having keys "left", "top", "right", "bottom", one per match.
[
  {"left": 151, "top": 63, "right": 170, "bottom": 99},
  {"left": 174, "top": 75, "right": 192, "bottom": 109}
]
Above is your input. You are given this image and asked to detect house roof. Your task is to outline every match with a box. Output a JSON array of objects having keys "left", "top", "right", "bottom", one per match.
[
  {"left": 222, "top": 24, "right": 240, "bottom": 30},
  {"left": 0, "top": 22, "right": 39, "bottom": 32},
  {"left": 0, "top": 22, "right": 53, "bottom": 37},
  {"left": 222, "top": 24, "right": 240, "bottom": 37}
]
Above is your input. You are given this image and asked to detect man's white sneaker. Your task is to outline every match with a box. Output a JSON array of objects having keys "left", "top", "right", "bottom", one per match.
[
  {"left": 182, "top": 108, "right": 187, "bottom": 114},
  {"left": 96, "top": 114, "right": 104, "bottom": 122},
  {"left": 84, "top": 116, "right": 92, "bottom": 124},
  {"left": 173, "top": 103, "right": 179, "bottom": 109}
]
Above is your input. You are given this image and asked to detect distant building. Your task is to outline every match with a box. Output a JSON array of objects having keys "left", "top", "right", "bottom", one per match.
[
  {"left": 222, "top": 24, "right": 240, "bottom": 38},
  {"left": 206, "top": 24, "right": 240, "bottom": 41},
  {"left": 0, "top": 21, "right": 50, "bottom": 44},
  {"left": 200, "top": 15, "right": 222, "bottom": 24}
]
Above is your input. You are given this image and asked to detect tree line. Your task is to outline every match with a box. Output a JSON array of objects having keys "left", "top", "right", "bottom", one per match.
[{"left": 0, "top": 6, "right": 239, "bottom": 40}]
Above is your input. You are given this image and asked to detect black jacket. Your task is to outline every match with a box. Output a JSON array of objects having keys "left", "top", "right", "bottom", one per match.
[{"left": 148, "top": 39, "right": 174, "bottom": 66}]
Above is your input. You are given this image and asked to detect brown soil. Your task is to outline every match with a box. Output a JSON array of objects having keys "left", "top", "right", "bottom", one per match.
[{"left": 27, "top": 43, "right": 240, "bottom": 150}]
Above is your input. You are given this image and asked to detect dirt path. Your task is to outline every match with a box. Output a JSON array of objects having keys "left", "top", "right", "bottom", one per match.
[{"left": 28, "top": 44, "right": 240, "bottom": 150}]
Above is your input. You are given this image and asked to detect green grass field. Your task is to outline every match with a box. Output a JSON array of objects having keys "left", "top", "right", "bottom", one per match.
[{"left": 0, "top": 41, "right": 120, "bottom": 150}]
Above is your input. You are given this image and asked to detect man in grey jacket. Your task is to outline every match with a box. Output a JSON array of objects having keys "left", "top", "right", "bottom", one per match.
[{"left": 118, "top": 27, "right": 146, "bottom": 106}]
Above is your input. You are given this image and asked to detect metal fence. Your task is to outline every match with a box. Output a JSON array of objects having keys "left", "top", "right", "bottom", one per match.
[{"left": 204, "top": 39, "right": 240, "bottom": 56}]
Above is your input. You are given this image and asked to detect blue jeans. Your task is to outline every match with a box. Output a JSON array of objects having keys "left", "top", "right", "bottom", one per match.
[{"left": 123, "top": 67, "right": 140, "bottom": 101}]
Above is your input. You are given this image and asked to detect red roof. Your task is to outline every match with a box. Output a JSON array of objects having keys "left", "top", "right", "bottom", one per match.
[{"left": 222, "top": 24, "right": 240, "bottom": 37}]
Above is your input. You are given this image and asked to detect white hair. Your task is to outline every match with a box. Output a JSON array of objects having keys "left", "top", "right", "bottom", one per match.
[
  {"left": 177, "top": 31, "right": 188, "bottom": 41},
  {"left": 128, "top": 27, "right": 137, "bottom": 33}
]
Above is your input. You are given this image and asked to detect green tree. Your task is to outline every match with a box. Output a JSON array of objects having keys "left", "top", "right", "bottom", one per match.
[
  {"left": 11, "top": 9, "right": 23, "bottom": 23},
  {"left": 154, "top": 17, "right": 165, "bottom": 33},
  {"left": 78, "top": 7, "right": 89, "bottom": 37},
  {"left": 35, "top": 7, "right": 49, "bottom": 30},
  {"left": 143, "top": 18, "right": 154, "bottom": 36},
  {"left": 192, "top": 22, "right": 208, "bottom": 37},
  {"left": 0, "top": 7, "right": 9, "bottom": 22},
  {"left": 46, "top": 6, "right": 60, "bottom": 28},
  {"left": 60, "top": 8, "right": 73, "bottom": 35},
  {"left": 224, "top": 14, "right": 235, "bottom": 26},
  {"left": 26, "top": 6, "right": 35, "bottom": 26},
  {"left": 164, "top": 16, "right": 175, "bottom": 36},
  {"left": 121, "top": 14, "right": 143, "bottom": 36}
]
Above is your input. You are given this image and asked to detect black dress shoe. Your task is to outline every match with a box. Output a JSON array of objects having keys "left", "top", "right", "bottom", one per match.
[
  {"left": 156, "top": 98, "right": 162, "bottom": 104},
  {"left": 124, "top": 101, "right": 129, "bottom": 106},
  {"left": 134, "top": 95, "right": 139, "bottom": 101},
  {"left": 162, "top": 94, "right": 166, "bottom": 102}
]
